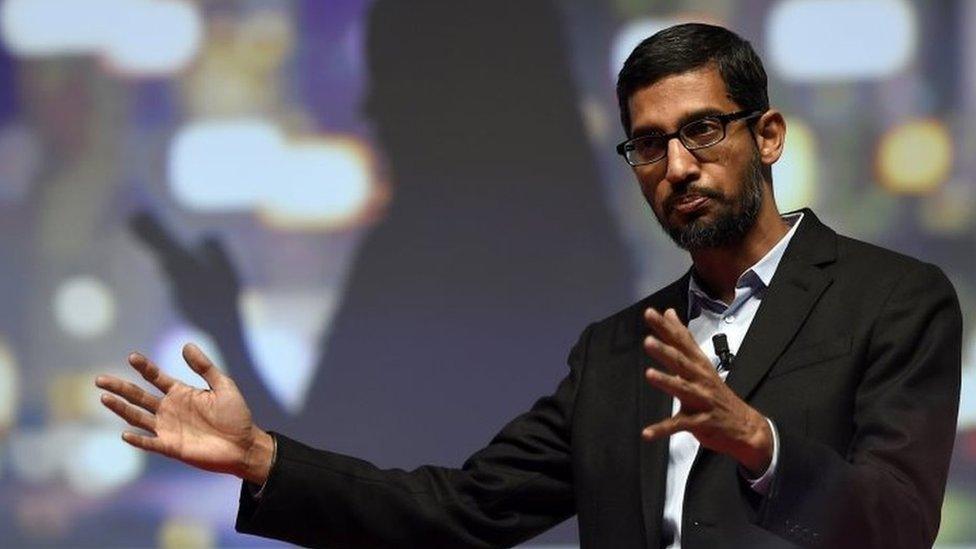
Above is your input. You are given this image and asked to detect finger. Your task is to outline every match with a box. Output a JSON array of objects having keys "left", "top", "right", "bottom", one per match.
[
  {"left": 643, "top": 307, "right": 669, "bottom": 332},
  {"left": 644, "top": 334, "right": 701, "bottom": 380},
  {"left": 121, "top": 431, "right": 169, "bottom": 455},
  {"left": 644, "top": 308, "right": 709, "bottom": 362},
  {"left": 644, "top": 307, "right": 706, "bottom": 362},
  {"left": 645, "top": 368, "right": 706, "bottom": 408},
  {"left": 100, "top": 393, "right": 156, "bottom": 433},
  {"left": 644, "top": 307, "right": 685, "bottom": 351},
  {"left": 641, "top": 415, "right": 689, "bottom": 441},
  {"left": 95, "top": 375, "right": 161, "bottom": 413},
  {"left": 128, "top": 352, "right": 178, "bottom": 394},
  {"left": 644, "top": 308, "right": 711, "bottom": 375},
  {"left": 663, "top": 308, "right": 711, "bottom": 362},
  {"left": 182, "top": 343, "right": 222, "bottom": 390}
]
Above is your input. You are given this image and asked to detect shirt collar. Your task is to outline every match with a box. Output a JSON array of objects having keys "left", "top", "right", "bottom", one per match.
[
  {"left": 749, "top": 211, "right": 803, "bottom": 287},
  {"left": 687, "top": 212, "right": 804, "bottom": 313}
]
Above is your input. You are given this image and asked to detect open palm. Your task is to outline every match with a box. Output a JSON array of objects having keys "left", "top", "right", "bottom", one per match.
[{"left": 96, "top": 344, "right": 272, "bottom": 483}]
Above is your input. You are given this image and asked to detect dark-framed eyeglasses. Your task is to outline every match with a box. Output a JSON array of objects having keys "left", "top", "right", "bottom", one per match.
[{"left": 615, "top": 109, "right": 764, "bottom": 167}]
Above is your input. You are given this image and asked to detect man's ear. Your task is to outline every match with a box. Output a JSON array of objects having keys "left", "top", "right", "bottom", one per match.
[{"left": 755, "top": 109, "right": 786, "bottom": 167}]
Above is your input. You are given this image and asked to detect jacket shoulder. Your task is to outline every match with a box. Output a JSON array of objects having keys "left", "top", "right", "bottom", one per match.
[
  {"left": 832, "top": 233, "right": 954, "bottom": 291},
  {"left": 834, "top": 233, "right": 921, "bottom": 270},
  {"left": 584, "top": 275, "right": 687, "bottom": 351}
]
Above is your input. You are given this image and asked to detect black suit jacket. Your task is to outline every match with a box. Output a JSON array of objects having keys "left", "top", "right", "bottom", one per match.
[{"left": 235, "top": 209, "right": 961, "bottom": 548}]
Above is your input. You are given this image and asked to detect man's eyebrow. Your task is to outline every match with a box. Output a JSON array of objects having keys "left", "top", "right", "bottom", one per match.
[{"left": 630, "top": 107, "right": 728, "bottom": 138}]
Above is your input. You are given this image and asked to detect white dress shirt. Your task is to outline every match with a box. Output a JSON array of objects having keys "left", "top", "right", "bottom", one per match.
[{"left": 662, "top": 212, "right": 803, "bottom": 549}]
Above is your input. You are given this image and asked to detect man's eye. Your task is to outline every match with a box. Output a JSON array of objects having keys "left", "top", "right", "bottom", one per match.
[
  {"left": 635, "top": 138, "right": 663, "bottom": 153},
  {"left": 683, "top": 121, "right": 721, "bottom": 140}
]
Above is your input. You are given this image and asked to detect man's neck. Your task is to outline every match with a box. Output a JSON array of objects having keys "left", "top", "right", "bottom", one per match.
[{"left": 689, "top": 205, "right": 790, "bottom": 305}]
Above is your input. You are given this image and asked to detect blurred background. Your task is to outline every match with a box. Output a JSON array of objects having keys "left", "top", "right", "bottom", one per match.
[{"left": 0, "top": 0, "right": 973, "bottom": 547}]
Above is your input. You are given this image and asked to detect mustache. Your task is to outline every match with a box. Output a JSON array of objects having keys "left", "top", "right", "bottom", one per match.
[{"left": 664, "top": 186, "right": 726, "bottom": 213}]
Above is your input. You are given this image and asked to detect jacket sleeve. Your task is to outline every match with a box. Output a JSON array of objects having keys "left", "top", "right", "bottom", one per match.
[
  {"left": 234, "top": 324, "right": 592, "bottom": 548},
  {"left": 755, "top": 263, "right": 962, "bottom": 548}
]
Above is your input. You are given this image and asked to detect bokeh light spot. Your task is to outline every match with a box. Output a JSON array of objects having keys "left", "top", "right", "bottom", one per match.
[
  {"left": 158, "top": 516, "right": 215, "bottom": 549},
  {"left": 772, "top": 116, "right": 818, "bottom": 211},
  {"left": 1, "top": 0, "right": 203, "bottom": 76},
  {"left": 258, "top": 138, "right": 374, "bottom": 230},
  {"left": 10, "top": 424, "right": 142, "bottom": 494},
  {"left": 768, "top": 0, "right": 916, "bottom": 81},
  {"left": 937, "top": 489, "right": 976, "bottom": 544},
  {"left": 47, "top": 371, "right": 103, "bottom": 423},
  {"left": 0, "top": 337, "right": 19, "bottom": 436},
  {"left": 53, "top": 276, "right": 117, "bottom": 339},
  {"left": 958, "top": 332, "right": 976, "bottom": 431},
  {"left": 876, "top": 119, "right": 952, "bottom": 195},
  {"left": 169, "top": 119, "right": 376, "bottom": 231},
  {"left": 104, "top": 0, "right": 203, "bottom": 76},
  {"left": 65, "top": 427, "right": 145, "bottom": 496},
  {"left": 10, "top": 429, "right": 61, "bottom": 483},
  {"left": 611, "top": 17, "right": 679, "bottom": 83},
  {"left": 609, "top": 14, "right": 724, "bottom": 83}
]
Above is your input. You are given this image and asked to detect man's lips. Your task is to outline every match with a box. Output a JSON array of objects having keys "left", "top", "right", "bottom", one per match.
[{"left": 670, "top": 194, "right": 711, "bottom": 215}]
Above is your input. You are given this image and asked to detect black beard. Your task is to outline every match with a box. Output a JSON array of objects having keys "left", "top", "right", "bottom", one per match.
[{"left": 658, "top": 152, "right": 765, "bottom": 251}]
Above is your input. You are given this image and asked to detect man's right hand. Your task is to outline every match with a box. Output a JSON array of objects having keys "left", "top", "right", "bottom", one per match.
[{"left": 95, "top": 344, "right": 274, "bottom": 485}]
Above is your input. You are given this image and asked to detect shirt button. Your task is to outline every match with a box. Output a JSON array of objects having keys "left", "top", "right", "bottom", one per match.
[{"left": 723, "top": 315, "right": 735, "bottom": 323}]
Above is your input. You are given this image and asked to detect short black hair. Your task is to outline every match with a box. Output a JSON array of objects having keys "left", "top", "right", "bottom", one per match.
[{"left": 616, "top": 23, "right": 769, "bottom": 137}]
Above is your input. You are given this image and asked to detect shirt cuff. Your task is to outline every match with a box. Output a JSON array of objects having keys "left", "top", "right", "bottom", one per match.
[
  {"left": 742, "top": 417, "right": 779, "bottom": 495},
  {"left": 246, "top": 433, "right": 278, "bottom": 499}
]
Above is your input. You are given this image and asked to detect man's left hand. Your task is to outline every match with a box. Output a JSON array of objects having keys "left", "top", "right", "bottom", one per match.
[{"left": 641, "top": 307, "right": 772, "bottom": 476}]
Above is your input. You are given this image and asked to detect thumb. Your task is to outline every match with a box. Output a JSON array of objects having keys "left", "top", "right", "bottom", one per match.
[
  {"left": 642, "top": 415, "right": 687, "bottom": 441},
  {"left": 182, "top": 343, "right": 223, "bottom": 390}
]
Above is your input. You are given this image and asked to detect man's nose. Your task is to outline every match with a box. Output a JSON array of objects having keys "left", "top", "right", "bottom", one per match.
[{"left": 663, "top": 137, "right": 701, "bottom": 184}]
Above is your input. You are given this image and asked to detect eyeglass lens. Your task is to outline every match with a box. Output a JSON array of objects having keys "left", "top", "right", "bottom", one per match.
[{"left": 627, "top": 119, "right": 725, "bottom": 165}]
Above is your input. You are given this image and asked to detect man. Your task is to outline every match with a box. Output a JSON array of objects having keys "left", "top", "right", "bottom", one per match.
[{"left": 95, "top": 23, "right": 961, "bottom": 548}]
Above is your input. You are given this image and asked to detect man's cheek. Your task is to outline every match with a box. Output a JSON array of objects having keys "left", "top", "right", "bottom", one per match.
[{"left": 636, "top": 181, "right": 660, "bottom": 209}]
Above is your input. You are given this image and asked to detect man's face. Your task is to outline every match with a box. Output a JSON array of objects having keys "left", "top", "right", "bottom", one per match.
[{"left": 626, "top": 65, "right": 765, "bottom": 251}]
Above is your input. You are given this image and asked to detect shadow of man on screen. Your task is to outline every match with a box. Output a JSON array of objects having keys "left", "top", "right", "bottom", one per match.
[
  {"left": 307, "top": 0, "right": 632, "bottom": 462},
  {"left": 134, "top": 0, "right": 631, "bottom": 508}
]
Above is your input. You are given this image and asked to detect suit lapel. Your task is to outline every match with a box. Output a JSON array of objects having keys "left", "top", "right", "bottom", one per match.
[
  {"left": 637, "top": 272, "right": 690, "bottom": 547},
  {"left": 724, "top": 262, "right": 831, "bottom": 399},
  {"left": 725, "top": 209, "right": 837, "bottom": 401}
]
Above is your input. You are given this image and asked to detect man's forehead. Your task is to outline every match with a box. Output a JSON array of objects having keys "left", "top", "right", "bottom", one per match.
[{"left": 627, "top": 66, "right": 737, "bottom": 132}]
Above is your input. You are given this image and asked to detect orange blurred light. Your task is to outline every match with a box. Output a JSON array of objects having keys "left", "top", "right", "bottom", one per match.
[{"left": 876, "top": 118, "right": 953, "bottom": 195}]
